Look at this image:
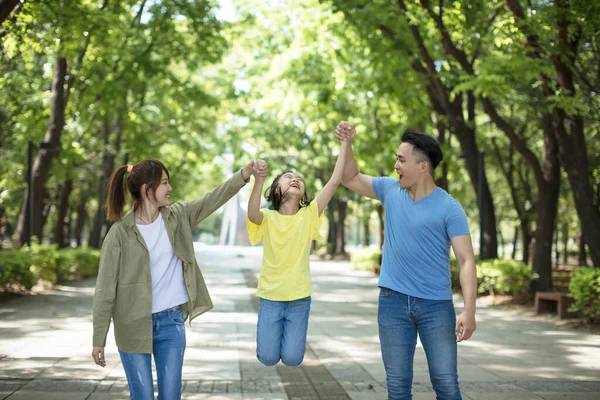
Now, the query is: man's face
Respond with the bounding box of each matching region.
[394,142,425,189]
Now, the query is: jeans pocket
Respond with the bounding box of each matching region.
[169,310,185,325]
[379,287,393,297]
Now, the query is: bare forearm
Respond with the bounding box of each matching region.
[341,141,359,184]
[247,179,265,224]
[332,140,350,183]
[459,260,477,313]
[316,142,348,213]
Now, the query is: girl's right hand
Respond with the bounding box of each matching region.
[92,346,106,367]
[335,121,356,141]
[253,160,268,180]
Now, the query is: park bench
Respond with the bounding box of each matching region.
[534,291,576,319]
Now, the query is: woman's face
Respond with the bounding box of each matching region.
[145,170,172,207]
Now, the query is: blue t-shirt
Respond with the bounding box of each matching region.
[372,177,470,300]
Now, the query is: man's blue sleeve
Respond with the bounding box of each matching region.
[446,200,471,238]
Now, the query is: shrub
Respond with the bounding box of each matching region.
[57,247,101,280]
[477,259,538,299]
[29,243,60,285]
[351,246,381,274]
[0,250,35,290]
[0,245,101,290]
[568,267,600,324]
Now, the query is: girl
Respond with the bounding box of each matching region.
[246,137,351,366]
[92,159,257,399]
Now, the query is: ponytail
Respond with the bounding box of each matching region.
[105,166,129,222]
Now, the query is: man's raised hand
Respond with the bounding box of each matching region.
[335,121,356,142]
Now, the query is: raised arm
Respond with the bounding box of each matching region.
[335,121,377,199]
[247,160,268,225]
[315,139,349,214]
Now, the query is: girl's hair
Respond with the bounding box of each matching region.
[105,160,170,222]
[264,171,312,211]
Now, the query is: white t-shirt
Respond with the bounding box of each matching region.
[136,213,189,313]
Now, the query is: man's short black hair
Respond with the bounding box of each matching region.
[401,129,444,170]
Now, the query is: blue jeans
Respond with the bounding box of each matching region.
[119,306,186,400]
[256,296,311,366]
[378,288,461,400]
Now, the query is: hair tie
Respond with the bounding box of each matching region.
[126,164,133,173]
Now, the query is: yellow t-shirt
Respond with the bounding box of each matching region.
[246,199,323,301]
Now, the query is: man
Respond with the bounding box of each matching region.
[336,122,477,400]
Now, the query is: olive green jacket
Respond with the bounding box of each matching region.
[92,170,247,353]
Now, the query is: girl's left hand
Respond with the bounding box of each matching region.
[253,160,268,180]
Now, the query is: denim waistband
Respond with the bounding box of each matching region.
[152,305,182,316]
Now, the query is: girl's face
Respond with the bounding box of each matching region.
[278,172,305,200]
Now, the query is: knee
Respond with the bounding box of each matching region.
[257,353,280,366]
[281,353,304,367]
[431,377,461,399]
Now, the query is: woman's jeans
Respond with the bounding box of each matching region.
[118,306,186,400]
[378,288,461,400]
[256,296,311,366]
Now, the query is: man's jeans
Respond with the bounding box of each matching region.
[256,296,311,366]
[119,306,186,400]
[378,288,461,400]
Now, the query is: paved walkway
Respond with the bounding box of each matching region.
[0,244,599,400]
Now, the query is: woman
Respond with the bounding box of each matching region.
[92,159,257,399]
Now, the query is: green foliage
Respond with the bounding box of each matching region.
[350,246,381,273]
[477,259,538,298]
[568,267,600,324]
[56,246,101,279]
[29,243,60,285]
[0,245,100,291]
[0,250,35,290]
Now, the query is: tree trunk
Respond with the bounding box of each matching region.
[498,227,505,259]
[380,6,499,259]
[512,226,518,260]
[363,217,370,247]
[521,222,532,266]
[327,197,337,256]
[531,118,561,292]
[454,126,497,259]
[562,224,569,265]
[53,174,73,248]
[0,207,6,249]
[89,115,124,248]
[66,207,74,247]
[0,0,20,25]
[532,181,560,291]
[505,0,600,267]
[551,112,600,265]
[432,113,448,191]
[13,57,67,246]
[334,199,347,257]
[88,176,104,249]
[74,191,88,247]
[578,233,587,266]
